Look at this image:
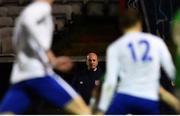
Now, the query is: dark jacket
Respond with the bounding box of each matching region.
[72,67,104,104]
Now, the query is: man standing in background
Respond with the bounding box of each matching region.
[72,52,104,104]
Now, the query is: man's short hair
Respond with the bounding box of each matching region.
[119,9,142,31]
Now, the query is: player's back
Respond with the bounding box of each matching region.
[11,1,54,84]
[108,32,172,101]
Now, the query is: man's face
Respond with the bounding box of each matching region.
[86,54,98,70]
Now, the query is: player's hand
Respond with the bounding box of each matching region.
[94,111,104,115]
[93,109,105,115]
[160,87,180,113]
[53,56,74,73]
[171,81,175,87]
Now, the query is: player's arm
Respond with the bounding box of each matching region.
[159,39,176,81]
[47,50,59,67]
[22,7,61,67]
[97,45,120,113]
[22,7,53,51]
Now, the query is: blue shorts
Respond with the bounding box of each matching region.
[106,93,160,115]
[0,74,78,114]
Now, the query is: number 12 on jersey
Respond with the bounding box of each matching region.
[128,40,152,62]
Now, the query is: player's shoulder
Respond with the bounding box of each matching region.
[108,32,134,49]
[141,32,165,44]
[108,36,121,48]
[107,35,126,53]
[142,32,162,41]
[110,32,141,46]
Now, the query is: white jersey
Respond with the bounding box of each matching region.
[10,1,54,84]
[98,32,175,112]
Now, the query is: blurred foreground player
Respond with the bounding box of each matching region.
[98,9,176,114]
[173,10,180,100]
[0,0,91,114]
